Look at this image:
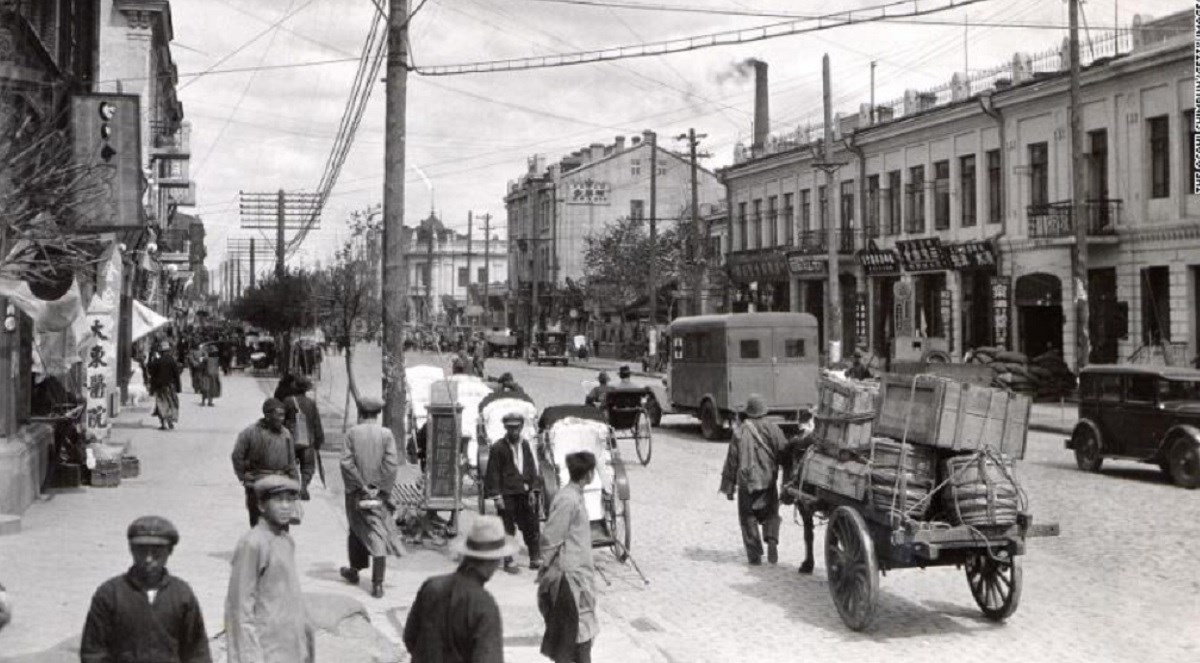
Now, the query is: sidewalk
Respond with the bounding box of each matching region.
[1029,400,1077,435]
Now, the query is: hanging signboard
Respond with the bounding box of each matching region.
[83,250,123,439]
[945,240,998,270]
[566,179,611,205]
[856,248,901,276]
[727,250,788,283]
[893,281,915,337]
[854,292,869,350]
[785,251,827,276]
[990,275,1012,350]
[424,381,464,512]
[939,289,954,351]
[895,238,950,272]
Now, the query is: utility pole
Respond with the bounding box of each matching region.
[239,190,320,279]
[822,54,843,361]
[530,191,540,339]
[276,189,285,278]
[426,219,434,323]
[466,210,473,324]
[648,130,658,325]
[249,238,256,288]
[235,256,242,297]
[677,129,709,315]
[1069,0,1089,370]
[382,0,410,435]
[482,213,492,327]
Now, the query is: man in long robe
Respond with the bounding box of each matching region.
[339,396,399,599]
[720,394,790,565]
[225,476,314,663]
[145,344,182,430]
[198,345,221,406]
[81,516,210,662]
[538,452,598,663]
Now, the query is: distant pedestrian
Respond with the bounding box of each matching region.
[225,476,314,663]
[584,372,611,408]
[402,515,514,663]
[81,516,211,662]
[146,343,182,430]
[339,396,399,599]
[231,399,299,527]
[485,413,542,573]
[720,394,789,565]
[188,344,205,393]
[538,451,598,663]
[197,344,221,406]
[279,375,324,500]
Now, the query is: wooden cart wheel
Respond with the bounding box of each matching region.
[825,506,879,632]
[699,400,721,441]
[965,548,1023,621]
[1072,427,1104,473]
[607,497,631,562]
[635,413,653,466]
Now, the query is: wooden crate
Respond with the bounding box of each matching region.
[120,456,140,479]
[817,374,880,416]
[874,374,951,446]
[874,374,1030,459]
[799,449,869,502]
[813,413,874,453]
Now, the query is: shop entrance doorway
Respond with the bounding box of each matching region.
[1015,272,1064,358]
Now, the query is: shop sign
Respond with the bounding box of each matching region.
[893,281,915,337]
[857,248,900,276]
[895,238,950,272]
[990,275,1012,350]
[785,251,827,276]
[854,292,869,350]
[945,240,998,270]
[83,250,123,439]
[424,382,464,511]
[726,250,788,282]
[566,178,611,205]
[939,289,954,351]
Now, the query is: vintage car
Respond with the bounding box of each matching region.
[527,331,569,366]
[1065,364,1200,488]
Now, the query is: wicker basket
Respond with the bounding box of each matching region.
[90,460,122,488]
[867,437,937,519]
[942,453,1021,527]
[120,456,140,479]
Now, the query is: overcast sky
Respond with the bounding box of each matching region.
[170,0,1186,272]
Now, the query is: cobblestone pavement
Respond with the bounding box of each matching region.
[363,346,1198,663]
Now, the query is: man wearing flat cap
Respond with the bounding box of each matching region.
[226,476,314,663]
[338,395,399,599]
[231,398,300,527]
[720,394,791,566]
[81,516,211,662]
[485,411,543,572]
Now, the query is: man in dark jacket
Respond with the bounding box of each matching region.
[231,399,298,526]
[81,516,211,662]
[781,408,818,574]
[403,516,513,663]
[278,375,325,500]
[145,345,183,430]
[484,413,542,573]
[720,394,790,565]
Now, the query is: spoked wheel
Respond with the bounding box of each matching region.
[635,413,653,466]
[825,506,879,632]
[699,400,721,441]
[1167,439,1200,489]
[607,497,631,562]
[964,548,1023,621]
[1072,427,1103,473]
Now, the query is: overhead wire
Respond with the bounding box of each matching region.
[178,0,320,91]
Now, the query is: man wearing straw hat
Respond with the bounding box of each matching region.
[720,394,790,566]
[403,515,514,663]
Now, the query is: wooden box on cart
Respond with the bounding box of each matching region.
[874,375,1031,459]
[799,449,869,501]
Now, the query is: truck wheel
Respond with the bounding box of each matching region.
[921,350,951,363]
[700,400,720,441]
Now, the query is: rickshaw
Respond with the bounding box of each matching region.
[528,331,569,366]
[475,391,539,514]
[603,385,653,466]
[539,405,648,585]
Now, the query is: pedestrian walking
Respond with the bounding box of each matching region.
[278,375,324,500]
[231,399,299,527]
[145,343,182,430]
[485,413,543,572]
[225,476,314,663]
[339,396,399,599]
[80,516,211,662]
[402,515,513,663]
[197,344,221,406]
[538,452,598,663]
[719,394,790,565]
[781,408,817,574]
[188,343,205,393]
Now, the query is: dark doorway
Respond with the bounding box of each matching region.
[841,274,857,351]
[803,280,825,350]
[1140,266,1170,345]
[1089,268,1118,363]
[873,276,897,359]
[1016,272,1064,358]
[961,271,993,351]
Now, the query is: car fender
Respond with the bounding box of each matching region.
[644,383,673,414]
[1066,418,1103,451]
[1159,424,1200,459]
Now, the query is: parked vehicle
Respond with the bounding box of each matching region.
[527,331,569,366]
[653,312,821,440]
[1065,364,1200,488]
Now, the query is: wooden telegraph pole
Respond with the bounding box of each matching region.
[1069,0,1090,370]
[482,213,492,326]
[382,0,410,435]
[648,130,658,325]
[822,54,843,361]
[466,210,473,324]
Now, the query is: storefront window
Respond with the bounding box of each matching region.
[887,171,902,235]
[866,175,880,236]
[752,199,763,249]
[1029,142,1049,208]
[799,190,811,232]
[767,195,778,247]
[987,150,1002,224]
[913,273,946,338]
[906,166,925,234]
[782,193,794,245]
[737,202,747,251]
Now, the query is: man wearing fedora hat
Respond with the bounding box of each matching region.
[226,476,314,663]
[404,515,513,663]
[720,394,791,565]
[81,515,211,662]
[485,412,543,572]
[339,395,399,599]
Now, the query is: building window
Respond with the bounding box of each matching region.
[767,195,778,247]
[1029,142,1049,207]
[458,267,469,287]
[1186,110,1198,192]
[840,180,855,228]
[477,267,487,283]
[737,202,747,250]
[782,193,794,245]
[960,155,977,227]
[906,165,925,233]
[1148,115,1170,199]
[986,149,1001,224]
[933,160,950,230]
[799,189,811,232]
[419,264,430,286]
[657,166,667,176]
[866,175,880,236]
[818,185,828,229]
[752,199,763,249]
[1141,266,1171,344]
[630,199,644,220]
[887,170,902,235]
[631,158,641,177]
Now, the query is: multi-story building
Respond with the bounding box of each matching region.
[505,133,723,333]
[721,11,1195,370]
[404,213,508,326]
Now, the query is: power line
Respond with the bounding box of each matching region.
[178,0,320,91]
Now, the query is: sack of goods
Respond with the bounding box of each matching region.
[814,372,880,455]
[866,437,937,520]
[942,452,1023,527]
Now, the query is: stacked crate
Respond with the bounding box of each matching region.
[796,373,880,501]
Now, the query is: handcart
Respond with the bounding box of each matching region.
[446,375,493,492]
[539,405,649,585]
[603,385,653,466]
[475,393,538,514]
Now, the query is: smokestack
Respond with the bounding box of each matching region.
[752,59,769,157]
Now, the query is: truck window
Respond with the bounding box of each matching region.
[1159,378,1200,402]
[784,339,806,358]
[739,339,761,359]
[1125,375,1156,404]
[1097,375,1121,402]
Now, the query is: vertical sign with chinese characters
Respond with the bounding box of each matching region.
[939,289,954,351]
[893,281,915,337]
[990,275,1012,350]
[854,292,869,350]
[84,250,123,439]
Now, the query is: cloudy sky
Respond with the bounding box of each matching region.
[170,0,1185,272]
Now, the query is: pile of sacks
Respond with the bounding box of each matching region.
[965,347,1076,398]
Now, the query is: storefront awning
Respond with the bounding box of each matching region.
[131,300,170,342]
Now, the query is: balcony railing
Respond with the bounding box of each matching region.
[794,229,856,255]
[1026,199,1121,239]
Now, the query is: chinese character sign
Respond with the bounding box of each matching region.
[567,179,611,205]
[854,293,869,350]
[990,275,1012,350]
[893,281,915,338]
[939,289,954,351]
[82,248,123,438]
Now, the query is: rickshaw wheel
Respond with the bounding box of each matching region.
[825,506,879,632]
[965,548,1022,621]
[635,413,653,466]
[699,400,721,441]
[607,497,631,562]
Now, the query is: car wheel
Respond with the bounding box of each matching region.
[1168,438,1200,489]
[1072,426,1103,473]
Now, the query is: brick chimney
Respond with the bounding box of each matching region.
[752,59,769,157]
